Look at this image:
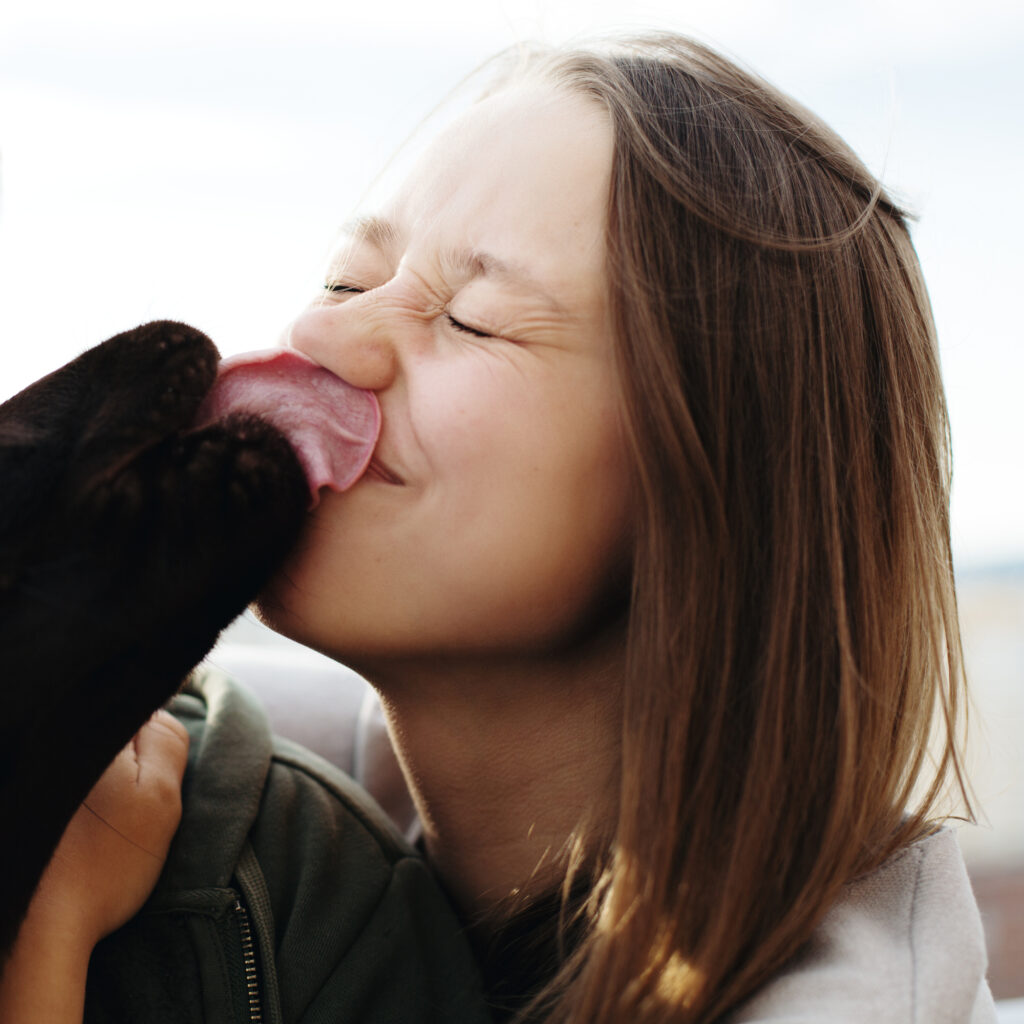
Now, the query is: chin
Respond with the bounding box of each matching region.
[249,579,360,668]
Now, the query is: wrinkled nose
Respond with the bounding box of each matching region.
[287,301,398,392]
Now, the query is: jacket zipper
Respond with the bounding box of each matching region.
[234,897,264,1023]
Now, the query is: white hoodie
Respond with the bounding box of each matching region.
[729,829,996,1023]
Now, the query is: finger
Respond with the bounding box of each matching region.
[88,741,139,794]
[132,710,190,791]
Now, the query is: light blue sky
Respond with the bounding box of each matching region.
[1,0,1022,567]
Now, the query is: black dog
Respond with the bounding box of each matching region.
[0,321,308,961]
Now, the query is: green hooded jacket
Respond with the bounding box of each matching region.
[84,667,493,1024]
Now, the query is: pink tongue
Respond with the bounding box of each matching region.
[196,348,380,504]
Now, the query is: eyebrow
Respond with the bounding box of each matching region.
[338,215,566,315]
[341,215,400,251]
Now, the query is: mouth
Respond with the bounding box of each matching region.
[365,457,405,486]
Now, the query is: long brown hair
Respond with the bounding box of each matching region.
[490,34,972,1023]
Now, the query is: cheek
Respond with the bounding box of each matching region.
[259,360,634,658]
[529,431,633,620]
[434,402,633,643]
[412,358,505,448]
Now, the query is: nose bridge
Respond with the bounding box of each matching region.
[292,290,399,392]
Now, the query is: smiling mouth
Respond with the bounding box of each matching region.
[366,457,405,485]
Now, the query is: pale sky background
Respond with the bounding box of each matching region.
[1,0,1022,568]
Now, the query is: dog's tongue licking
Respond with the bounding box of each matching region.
[197,348,380,505]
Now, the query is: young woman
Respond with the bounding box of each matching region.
[1,33,995,1023]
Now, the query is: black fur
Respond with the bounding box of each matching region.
[0,321,308,960]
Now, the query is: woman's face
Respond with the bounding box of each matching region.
[259,84,632,668]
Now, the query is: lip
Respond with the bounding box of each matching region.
[365,456,405,486]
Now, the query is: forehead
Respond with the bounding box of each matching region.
[379,85,614,304]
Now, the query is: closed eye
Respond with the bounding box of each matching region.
[445,313,492,339]
[320,283,494,339]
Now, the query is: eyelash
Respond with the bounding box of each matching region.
[444,313,491,339]
[322,282,493,339]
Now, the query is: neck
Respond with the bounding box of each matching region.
[359,630,624,925]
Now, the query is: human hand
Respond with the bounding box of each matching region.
[0,713,189,1022]
[0,321,308,960]
[29,710,191,947]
